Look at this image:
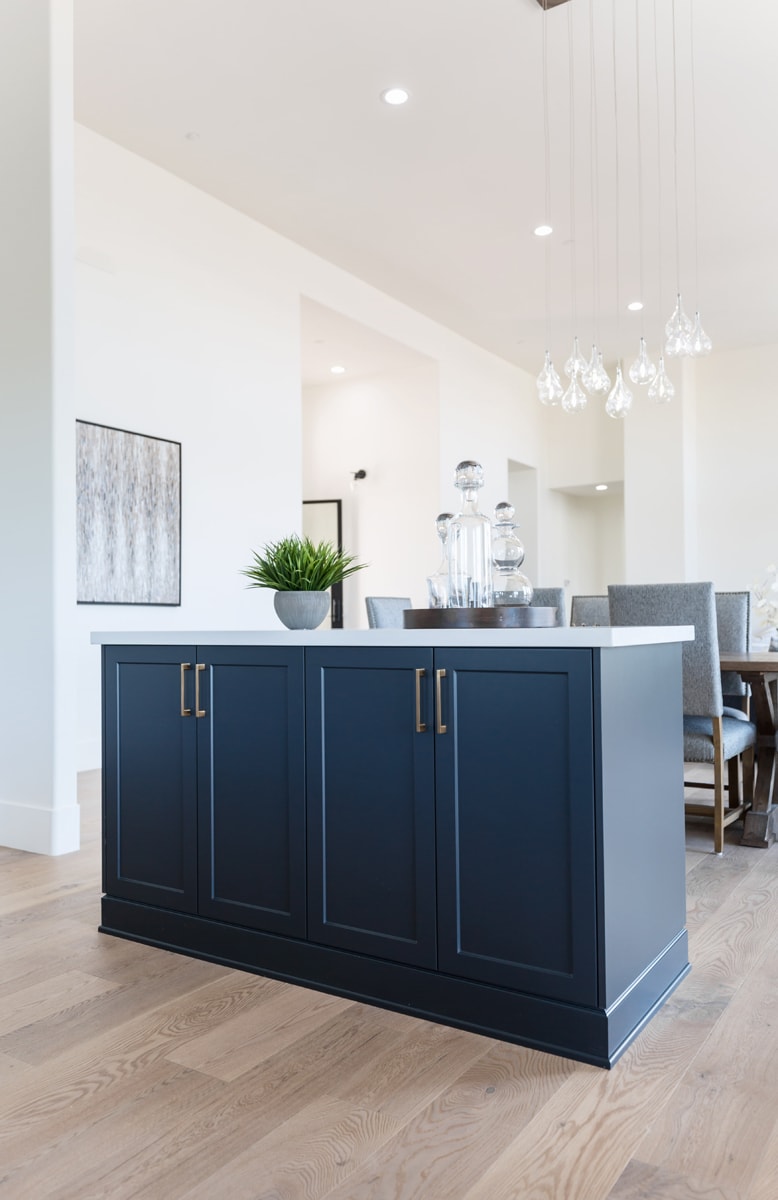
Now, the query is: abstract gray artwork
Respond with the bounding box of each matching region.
[76,421,181,605]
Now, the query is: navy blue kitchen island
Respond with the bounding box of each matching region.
[95,625,692,1067]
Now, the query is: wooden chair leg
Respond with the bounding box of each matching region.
[742,745,755,805]
[727,756,741,808]
[713,716,725,854]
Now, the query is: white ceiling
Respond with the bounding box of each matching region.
[74,0,778,379]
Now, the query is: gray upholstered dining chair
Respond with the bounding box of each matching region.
[608,581,756,854]
[530,586,567,626]
[365,596,412,628]
[570,594,609,627]
[715,590,751,713]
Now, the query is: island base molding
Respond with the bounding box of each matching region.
[100,898,690,1069]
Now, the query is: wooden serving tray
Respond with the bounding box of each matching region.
[403,606,557,629]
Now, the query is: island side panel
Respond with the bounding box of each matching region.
[594,643,688,1015]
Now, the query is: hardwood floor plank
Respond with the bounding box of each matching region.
[607,1159,745,1199]
[329,1018,491,1123]
[170,1096,401,1200]
[322,1041,576,1200]
[633,927,778,1194]
[74,1010,404,1200]
[1,1061,226,1199]
[0,968,120,1038]
[165,982,353,1082]
[0,951,233,1066]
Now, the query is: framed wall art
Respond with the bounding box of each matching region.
[76,420,181,605]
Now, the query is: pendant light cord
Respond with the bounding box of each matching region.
[690,0,699,306]
[568,2,577,340]
[589,0,599,349]
[543,0,551,354]
[612,0,621,357]
[671,0,682,294]
[635,0,645,337]
[654,0,664,336]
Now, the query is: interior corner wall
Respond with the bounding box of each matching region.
[303,365,440,626]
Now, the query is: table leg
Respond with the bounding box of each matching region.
[740,673,777,847]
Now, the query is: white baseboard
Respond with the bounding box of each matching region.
[0,798,80,855]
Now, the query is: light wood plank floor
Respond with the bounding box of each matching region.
[1,771,778,1199]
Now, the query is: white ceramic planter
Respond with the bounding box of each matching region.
[273,590,330,630]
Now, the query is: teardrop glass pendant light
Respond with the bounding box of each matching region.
[688,310,712,356]
[537,350,564,406]
[564,336,588,380]
[628,336,657,385]
[664,293,693,356]
[593,350,611,394]
[581,344,599,391]
[647,356,675,403]
[605,364,633,419]
[562,372,587,413]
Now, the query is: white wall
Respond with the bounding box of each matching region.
[303,365,440,625]
[693,345,778,591]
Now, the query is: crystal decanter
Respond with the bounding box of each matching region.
[426,512,453,608]
[491,502,533,606]
[447,460,493,608]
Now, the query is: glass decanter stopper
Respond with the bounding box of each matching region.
[447,461,494,608]
[426,512,453,608]
[491,502,533,606]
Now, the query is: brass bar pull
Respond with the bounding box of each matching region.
[180,663,192,717]
[195,664,207,718]
[436,669,447,734]
[415,668,427,733]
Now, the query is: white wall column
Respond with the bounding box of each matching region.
[623,360,698,583]
[0,0,78,853]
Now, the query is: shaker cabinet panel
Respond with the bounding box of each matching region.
[103,646,198,913]
[197,647,306,936]
[306,648,437,967]
[434,648,598,1005]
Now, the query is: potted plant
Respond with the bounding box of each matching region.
[241,534,367,629]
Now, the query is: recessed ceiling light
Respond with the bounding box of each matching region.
[627,300,644,312]
[381,87,409,106]
[330,365,346,375]
[595,484,609,491]
[534,224,553,237]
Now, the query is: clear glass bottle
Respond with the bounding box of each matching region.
[491,502,534,606]
[426,512,453,608]
[447,461,494,608]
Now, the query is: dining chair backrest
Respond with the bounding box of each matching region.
[570,595,609,627]
[530,587,567,626]
[608,581,723,718]
[365,596,412,628]
[715,591,750,699]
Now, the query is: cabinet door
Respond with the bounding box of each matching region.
[435,648,597,1005]
[103,645,198,912]
[306,647,436,967]
[197,647,306,937]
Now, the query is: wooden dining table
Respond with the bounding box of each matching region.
[720,650,778,847]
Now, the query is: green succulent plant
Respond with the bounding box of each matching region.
[241,535,367,592]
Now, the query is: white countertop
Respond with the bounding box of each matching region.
[91,626,694,649]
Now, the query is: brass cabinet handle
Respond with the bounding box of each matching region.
[180,663,192,717]
[436,669,447,734]
[415,668,427,733]
[195,664,207,718]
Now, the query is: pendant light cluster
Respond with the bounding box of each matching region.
[536,0,711,420]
